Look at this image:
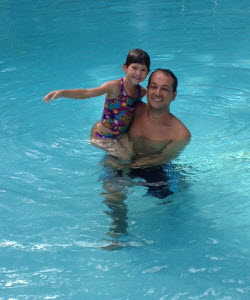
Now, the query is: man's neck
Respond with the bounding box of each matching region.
[147,107,172,123]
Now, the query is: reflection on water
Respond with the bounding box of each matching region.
[99,160,189,249]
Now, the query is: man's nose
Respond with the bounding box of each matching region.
[155,88,161,95]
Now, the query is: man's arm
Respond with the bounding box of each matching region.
[130,138,190,168]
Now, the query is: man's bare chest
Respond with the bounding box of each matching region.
[131,135,171,156]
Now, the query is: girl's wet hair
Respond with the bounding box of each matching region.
[125,49,150,70]
[148,68,178,92]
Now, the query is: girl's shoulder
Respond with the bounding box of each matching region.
[102,78,120,89]
[139,85,147,98]
[103,79,121,99]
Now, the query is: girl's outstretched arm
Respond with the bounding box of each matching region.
[43,81,120,104]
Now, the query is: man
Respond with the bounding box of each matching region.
[127,68,190,167]
[106,68,191,168]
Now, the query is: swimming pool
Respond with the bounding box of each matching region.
[1,0,250,299]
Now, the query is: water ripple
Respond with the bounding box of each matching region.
[1,67,17,72]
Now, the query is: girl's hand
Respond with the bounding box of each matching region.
[43,90,63,104]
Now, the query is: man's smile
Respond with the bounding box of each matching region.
[153,98,163,102]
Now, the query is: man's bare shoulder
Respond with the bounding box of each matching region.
[133,101,147,115]
[135,100,147,109]
[172,115,191,141]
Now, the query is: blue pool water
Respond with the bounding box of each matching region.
[1,0,250,299]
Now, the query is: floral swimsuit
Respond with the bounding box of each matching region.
[95,77,141,138]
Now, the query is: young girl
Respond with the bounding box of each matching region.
[43,49,150,139]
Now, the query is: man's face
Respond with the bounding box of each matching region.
[147,71,176,109]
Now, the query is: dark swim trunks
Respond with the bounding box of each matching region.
[128,165,174,199]
[100,158,185,200]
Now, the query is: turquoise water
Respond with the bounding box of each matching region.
[1,0,250,299]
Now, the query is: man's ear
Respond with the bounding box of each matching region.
[172,91,177,102]
[122,64,128,73]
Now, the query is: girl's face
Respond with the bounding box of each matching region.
[123,63,149,85]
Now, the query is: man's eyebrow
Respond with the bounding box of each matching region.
[150,82,170,88]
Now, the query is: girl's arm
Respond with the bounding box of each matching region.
[43,80,120,104]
